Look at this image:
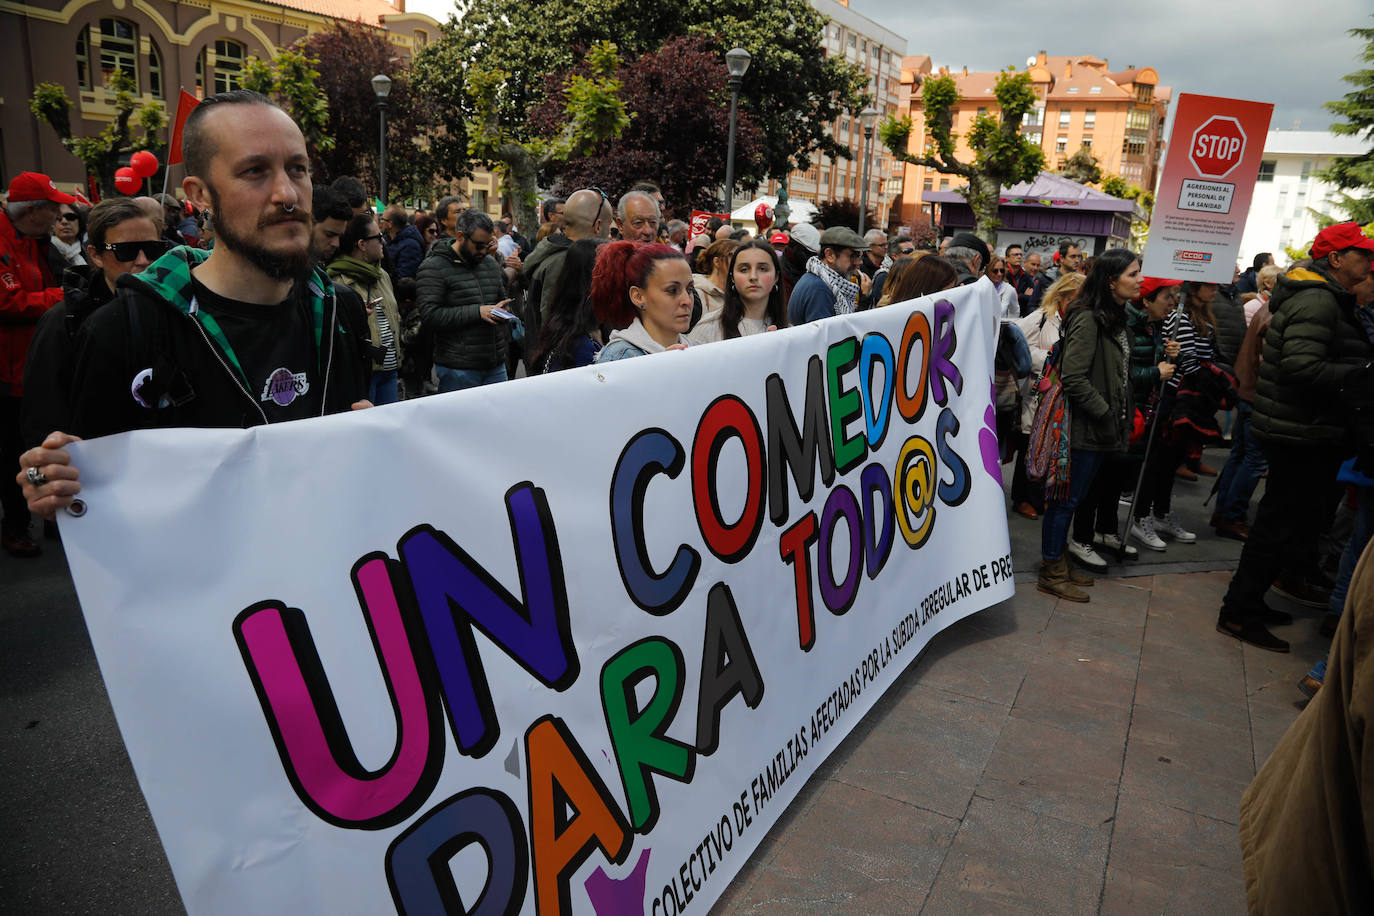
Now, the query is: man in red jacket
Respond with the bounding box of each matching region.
[1,171,70,556]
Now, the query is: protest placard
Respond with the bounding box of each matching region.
[1141,93,1274,282]
[59,280,1013,915]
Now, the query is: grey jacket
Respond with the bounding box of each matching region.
[417,243,508,370]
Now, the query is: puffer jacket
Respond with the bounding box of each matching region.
[1211,286,1247,370]
[1058,306,1131,452]
[0,210,63,395]
[416,243,508,371]
[1126,303,1165,411]
[1252,264,1373,450]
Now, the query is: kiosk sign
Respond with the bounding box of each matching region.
[1141,93,1273,282]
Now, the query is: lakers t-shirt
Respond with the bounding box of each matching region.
[191,277,322,423]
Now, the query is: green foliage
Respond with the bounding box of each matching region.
[29,68,166,194]
[1060,147,1102,185]
[415,0,866,187]
[241,47,335,157]
[1319,18,1374,219]
[881,68,1044,243]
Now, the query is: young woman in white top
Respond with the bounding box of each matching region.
[691,238,738,316]
[688,238,786,343]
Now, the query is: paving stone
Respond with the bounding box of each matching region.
[715,779,958,914]
[827,684,1009,820]
[978,716,1125,829]
[1036,608,1144,687]
[1132,653,1251,735]
[1052,577,1152,626]
[1120,704,1254,825]
[921,794,1111,915]
[911,617,1036,707]
[1010,655,1134,737]
[1099,791,1246,916]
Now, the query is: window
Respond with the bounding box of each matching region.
[1089,86,1102,94]
[148,40,163,99]
[1055,136,1067,153]
[861,40,867,53]
[940,179,950,190]
[848,35,856,49]
[76,26,92,90]
[1301,159,1313,180]
[1084,109,1096,129]
[977,107,987,118]
[1058,110,1071,128]
[1081,137,1093,150]
[213,39,245,93]
[99,18,139,91]
[473,189,488,210]
[1136,85,1152,103]
[1257,160,1276,182]
[1067,86,1080,94]
[414,30,428,49]
[1127,108,1151,130]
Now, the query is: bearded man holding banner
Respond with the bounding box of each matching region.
[17,89,370,519]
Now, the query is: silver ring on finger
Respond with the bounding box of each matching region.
[25,466,48,487]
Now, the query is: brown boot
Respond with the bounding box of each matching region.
[1066,563,1095,586]
[1037,557,1090,602]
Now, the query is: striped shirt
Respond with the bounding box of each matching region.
[375,304,398,371]
[1162,308,1212,387]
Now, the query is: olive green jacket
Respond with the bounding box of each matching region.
[1059,306,1131,452]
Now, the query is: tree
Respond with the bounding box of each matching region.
[1318,17,1374,225]
[1100,174,1155,249]
[29,68,167,196]
[879,69,1045,245]
[811,198,875,232]
[414,0,867,195]
[241,46,334,167]
[1060,147,1102,185]
[412,37,629,234]
[529,37,764,213]
[296,22,443,202]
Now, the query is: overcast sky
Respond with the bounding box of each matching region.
[406,0,1370,137]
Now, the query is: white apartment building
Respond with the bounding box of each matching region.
[1239,130,1369,262]
[755,0,907,228]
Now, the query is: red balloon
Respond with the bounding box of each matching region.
[114,167,141,195]
[129,150,159,178]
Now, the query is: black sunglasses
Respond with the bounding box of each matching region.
[898,247,916,254]
[362,233,385,243]
[103,240,172,262]
[57,212,80,222]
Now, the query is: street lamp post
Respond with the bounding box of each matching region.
[723,47,751,213]
[858,106,879,235]
[371,73,392,207]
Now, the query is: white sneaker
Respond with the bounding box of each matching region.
[1129,517,1167,551]
[1066,538,1109,572]
[1152,512,1197,543]
[1093,532,1139,559]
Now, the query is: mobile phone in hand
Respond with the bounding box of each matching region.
[491,307,517,321]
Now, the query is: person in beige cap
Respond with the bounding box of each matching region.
[786,225,871,324]
[1,171,73,557]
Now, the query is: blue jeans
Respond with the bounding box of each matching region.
[1215,402,1268,522]
[1040,449,1108,560]
[435,364,508,393]
[369,369,399,406]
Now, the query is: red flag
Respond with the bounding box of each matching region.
[72,186,92,207]
[167,90,200,166]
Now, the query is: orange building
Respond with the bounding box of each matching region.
[895,51,1170,228]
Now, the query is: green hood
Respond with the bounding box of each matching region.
[123,244,334,386]
[1269,264,1352,316]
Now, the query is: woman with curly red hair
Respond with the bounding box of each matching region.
[592,241,694,361]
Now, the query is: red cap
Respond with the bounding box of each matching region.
[1137,276,1181,301]
[7,171,76,205]
[1311,222,1374,259]
[769,231,789,244]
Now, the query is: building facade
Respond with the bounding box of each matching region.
[0,0,508,210]
[754,0,907,231]
[896,51,1170,229]
[1238,130,1368,262]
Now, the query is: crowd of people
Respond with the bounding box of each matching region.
[5,89,1374,685]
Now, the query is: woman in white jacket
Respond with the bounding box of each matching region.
[1010,272,1086,519]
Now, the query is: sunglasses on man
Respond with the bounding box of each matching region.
[102,240,173,262]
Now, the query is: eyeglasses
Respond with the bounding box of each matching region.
[988,268,1004,275]
[362,234,385,243]
[57,212,79,222]
[424,227,438,236]
[898,247,916,255]
[581,187,613,209]
[102,240,172,262]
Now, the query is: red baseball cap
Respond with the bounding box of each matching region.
[7,171,76,205]
[1137,276,1181,301]
[1310,222,1374,259]
[769,231,789,244]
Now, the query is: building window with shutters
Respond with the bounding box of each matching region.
[1257,160,1276,182]
[213,39,246,93]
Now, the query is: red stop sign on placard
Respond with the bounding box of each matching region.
[1189,116,1248,179]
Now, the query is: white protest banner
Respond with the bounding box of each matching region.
[1141,92,1274,282]
[60,279,1014,915]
